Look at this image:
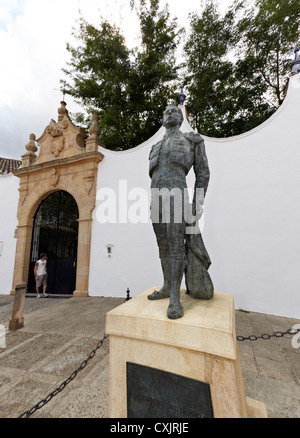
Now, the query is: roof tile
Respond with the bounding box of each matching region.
[0,157,22,175]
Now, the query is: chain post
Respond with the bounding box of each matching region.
[125,288,132,301]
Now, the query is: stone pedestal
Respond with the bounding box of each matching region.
[9,281,26,330]
[106,287,267,418]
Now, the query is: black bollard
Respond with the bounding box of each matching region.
[125,288,132,301]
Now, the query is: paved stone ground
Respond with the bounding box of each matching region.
[0,294,299,419]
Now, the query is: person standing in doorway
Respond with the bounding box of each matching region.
[34,253,48,298]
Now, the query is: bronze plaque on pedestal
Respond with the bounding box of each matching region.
[127,362,214,418]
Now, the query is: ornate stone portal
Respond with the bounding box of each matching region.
[11,102,104,296]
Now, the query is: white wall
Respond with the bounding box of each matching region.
[0,173,19,294]
[89,127,164,299]
[89,73,300,319]
[1,75,299,318]
[203,74,300,318]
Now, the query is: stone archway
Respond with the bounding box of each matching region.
[11,102,104,297]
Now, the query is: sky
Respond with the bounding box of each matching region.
[0,0,236,160]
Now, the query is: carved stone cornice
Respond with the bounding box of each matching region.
[13,151,104,177]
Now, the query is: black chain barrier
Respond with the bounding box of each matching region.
[236,327,300,342]
[17,288,300,418]
[17,326,300,418]
[18,333,109,418]
[18,291,133,418]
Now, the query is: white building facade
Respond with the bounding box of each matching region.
[1,73,300,319]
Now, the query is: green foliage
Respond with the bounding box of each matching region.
[62,0,299,144]
[63,0,182,150]
[184,0,299,137]
[234,0,300,106]
[183,3,237,136]
[63,18,132,149]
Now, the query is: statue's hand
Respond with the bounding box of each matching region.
[192,200,203,221]
[191,187,204,221]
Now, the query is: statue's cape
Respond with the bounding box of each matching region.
[185,233,211,269]
[185,233,214,300]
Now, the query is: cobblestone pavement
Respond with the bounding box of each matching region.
[0,294,299,418]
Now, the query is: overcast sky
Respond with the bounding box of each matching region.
[0,0,236,160]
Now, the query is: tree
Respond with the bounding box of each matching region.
[63,18,133,150]
[184,0,299,137]
[234,0,300,107]
[63,0,299,142]
[62,0,183,150]
[183,2,237,136]
[128,0,183,143]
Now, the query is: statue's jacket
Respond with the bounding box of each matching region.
[149,130,210,196]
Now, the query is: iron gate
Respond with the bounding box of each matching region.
[28,190,79,294]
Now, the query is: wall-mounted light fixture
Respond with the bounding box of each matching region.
[105,244,114,258]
